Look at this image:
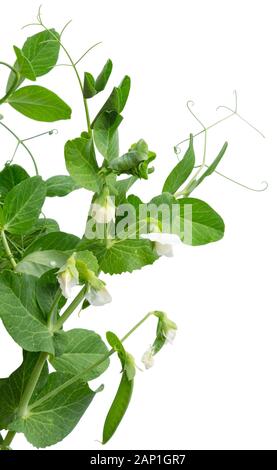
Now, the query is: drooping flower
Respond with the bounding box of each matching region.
[85,284,112,306]
[57,253,79,298]
[90,187,115,224]
[141,231,180,257]
[141,345,155,369]
[84,270,112,307]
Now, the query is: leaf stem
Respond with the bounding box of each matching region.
[0,230,17,269]
[53,285,87,331]
[47,290,63,329]
[0,62,20,105]
[1,430,16,448]
[38,22,92,135]
[18,352,49,418]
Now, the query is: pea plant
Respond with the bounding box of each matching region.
[0,10,265,450]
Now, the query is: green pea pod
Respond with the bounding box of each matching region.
[102,371,134,444]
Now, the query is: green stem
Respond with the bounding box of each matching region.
[1,230,17,269]
[47,290,63,329]
[39,23,92,135]
[29,311,154,410]
[0,121,39,174]
[53,285,87,331]
[17,352,48,418]
[1,430,16,448]
[0,62,20,105]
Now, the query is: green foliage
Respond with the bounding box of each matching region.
[50,328,110,381]
[8,372,95,448]
[46,175,80,197]
[0,352,48,429]
[163,134,195,193]
[8,85,72,122]
[2,176,46,234]
[0,14,240,450]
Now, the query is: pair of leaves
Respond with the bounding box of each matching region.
[5,29,71,122]
[0,352,97,448]
[0,352,48,430]
[83,59,113,99]
[7,29,60,90]
[1,176,46,235]
[102,332,135,444]
[163,134,228,195]
[93,76,131,162]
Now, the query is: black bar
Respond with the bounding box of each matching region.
[0,449,277,466]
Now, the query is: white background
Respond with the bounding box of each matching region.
[0,0,276,450]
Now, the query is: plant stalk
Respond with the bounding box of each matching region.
[1,230,17,269]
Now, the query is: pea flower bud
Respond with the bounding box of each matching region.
[91,186,115,224]
[57,253,79,298]
[85,271,112,307]
[141,345,155,369]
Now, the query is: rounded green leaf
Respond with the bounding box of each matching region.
[50,329,110,381]
[8,85,72,122]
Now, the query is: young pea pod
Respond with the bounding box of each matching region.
[102,332,136,444]
[108,139,156,179]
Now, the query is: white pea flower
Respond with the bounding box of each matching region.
[141,346,155,369]
[57,254,79,298]
[141,232,180,257]
[164,327,177,344]
[91,188,115,224]
[85,285,112,306]
[162,314,178,344]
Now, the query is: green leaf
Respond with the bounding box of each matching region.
[163,134,195,193]
[0,352,48,429]
[46,175,80,197]
[9,372,95,448]
[50,329,110,381]
[0,271,55,354]
[16,250,71,277]
[13,46,36,81]
[147,193,224,245]
[94,110,123,161]
[113,176,138,204]
[65,137,101,191]
[95,59,113,92]
[191,142,228,191]
[80,238,158,274]
[178,197,225,245]
[3,176,46,234]
[0,164,29,201]
[7,29,60,90]
[8,85,72,122]
[91,75,130,127]
[24,231,79,256]
[83,72,96,98]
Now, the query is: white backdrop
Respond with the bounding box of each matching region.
[0,0,276,450]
